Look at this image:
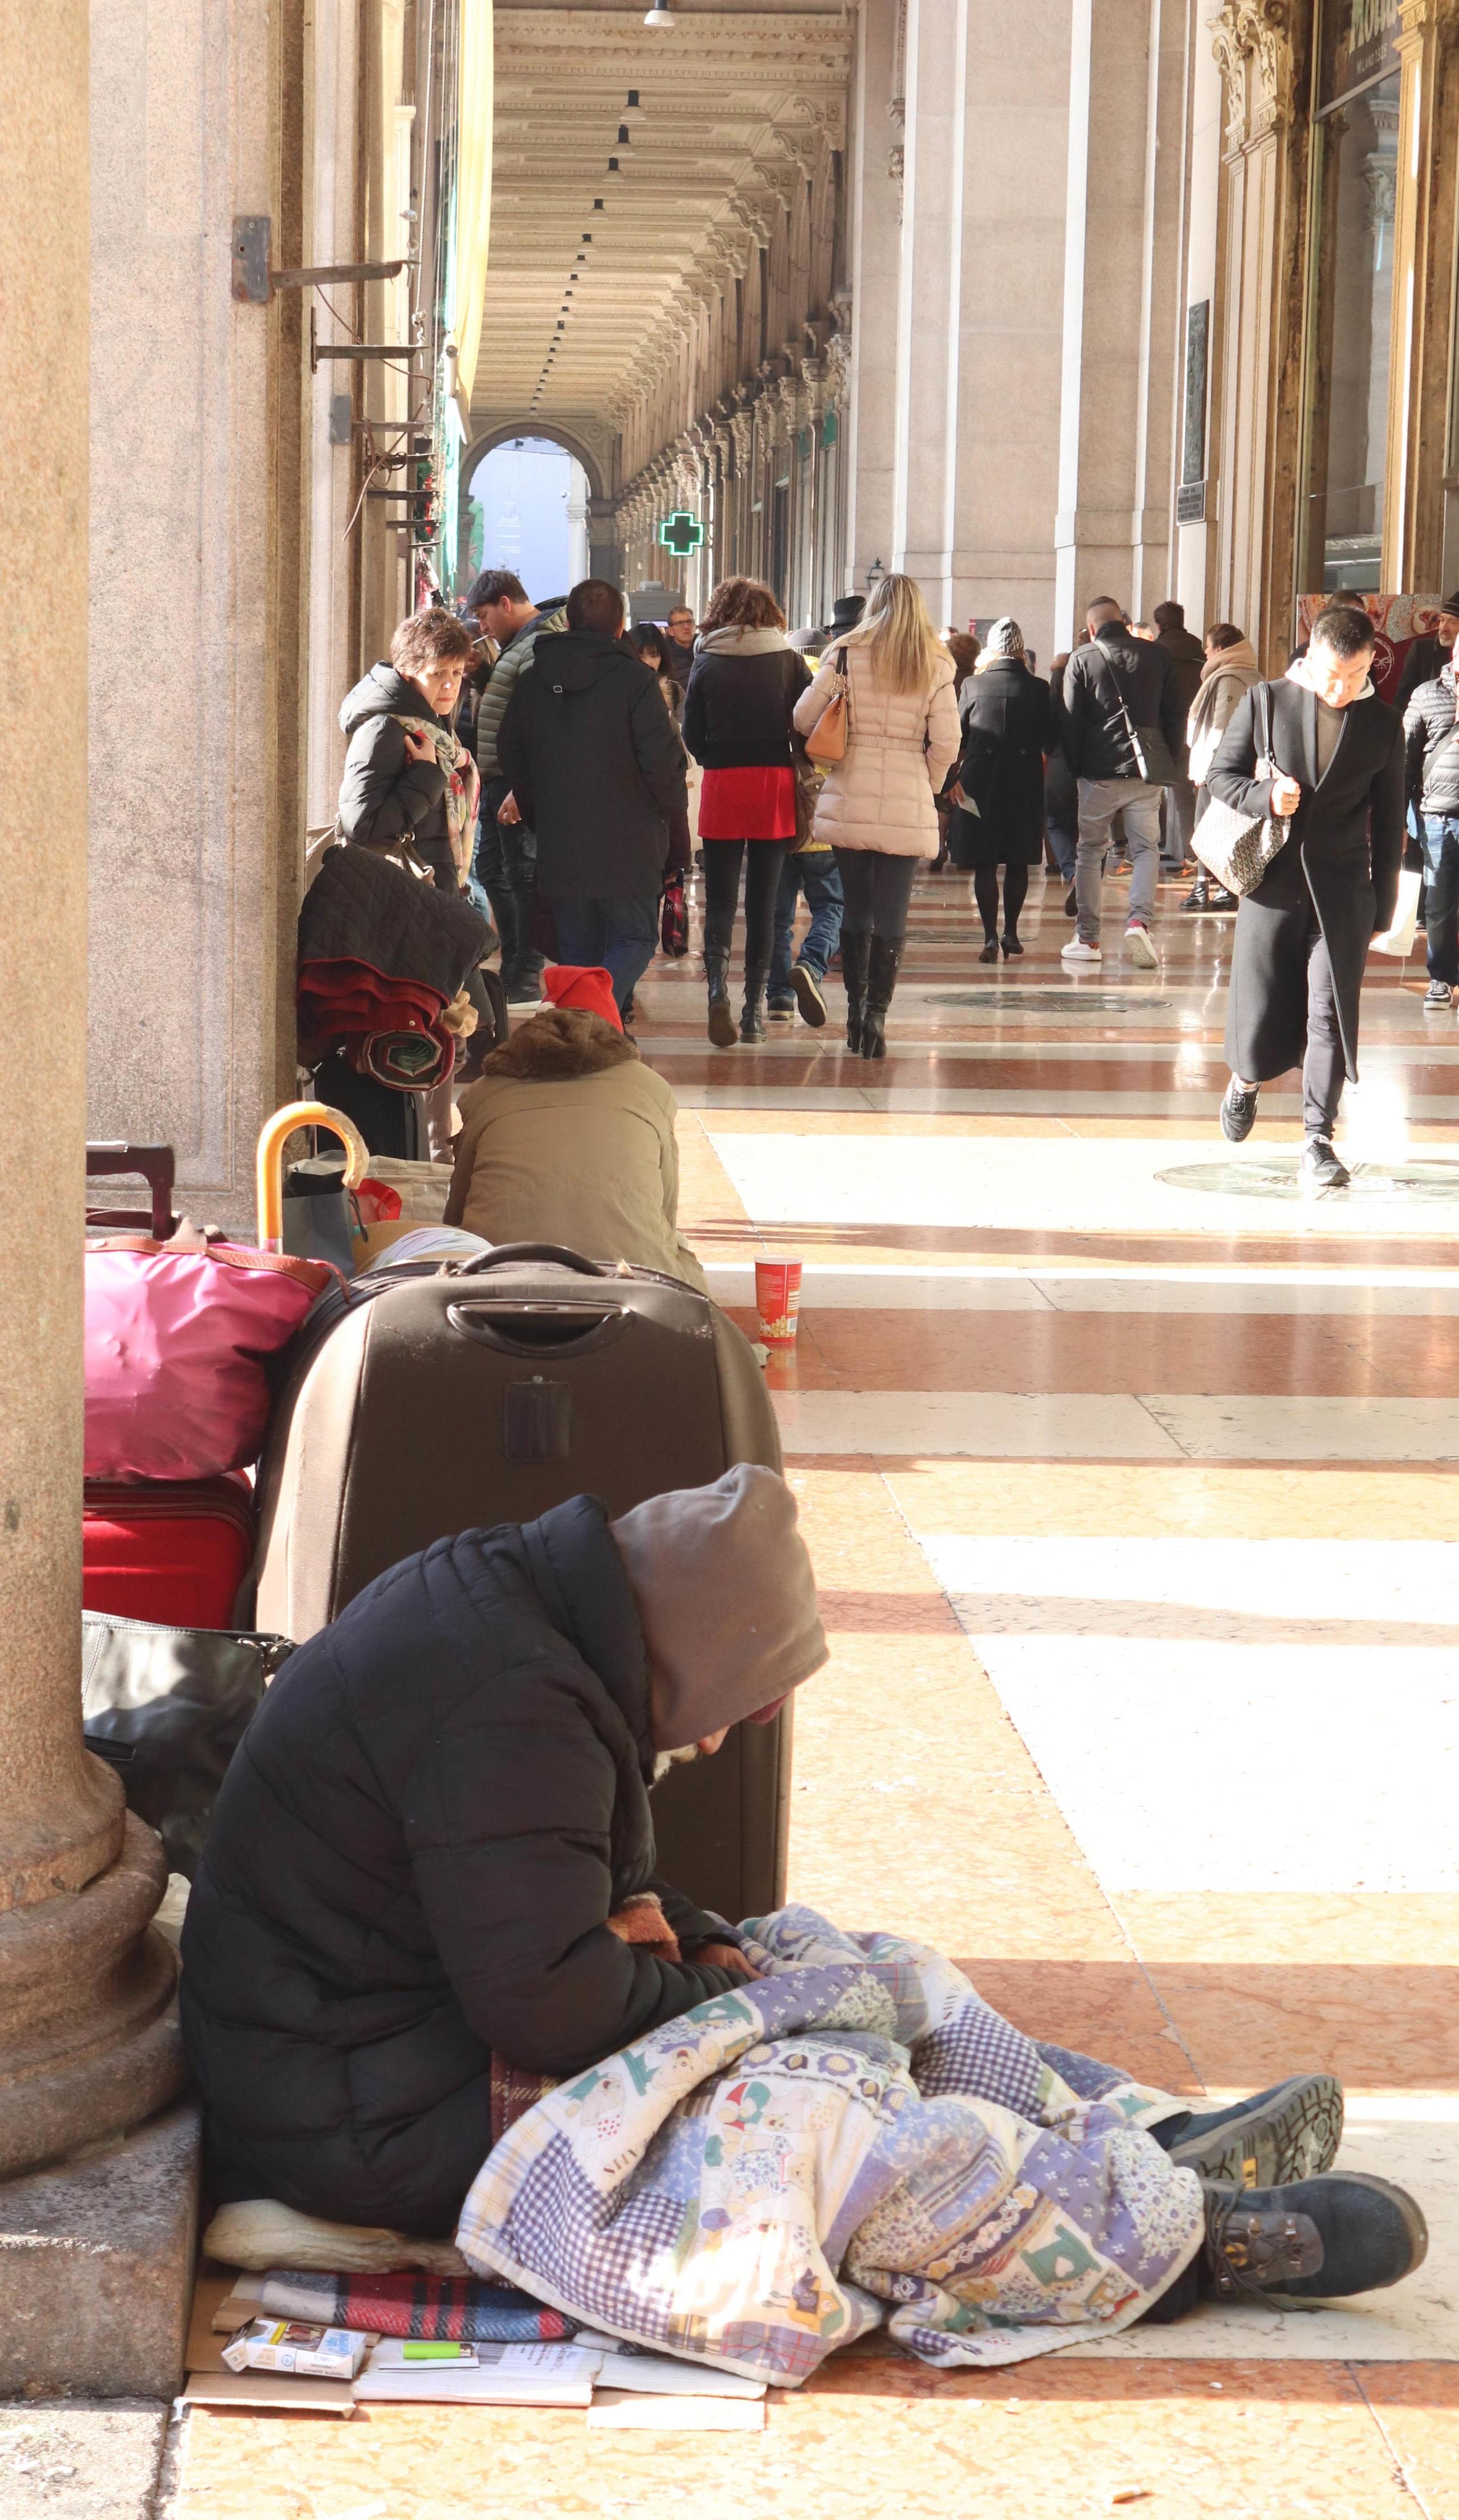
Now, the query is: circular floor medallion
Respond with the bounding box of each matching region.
[1156,1157,1459,1203]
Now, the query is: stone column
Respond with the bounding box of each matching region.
[0,0,185,2183]
[1053,0,1160,642]
[1209,0,1305,663]
[1383,0,1459,587]
[890,0,966,620]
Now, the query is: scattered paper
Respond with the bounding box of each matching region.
[588,2392,765,2433]
[593,2354,765,2399]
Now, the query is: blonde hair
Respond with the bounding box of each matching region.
[844,573,947,697]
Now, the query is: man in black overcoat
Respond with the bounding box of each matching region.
[1207,605,1405,1192]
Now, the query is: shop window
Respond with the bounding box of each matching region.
[1303,21,1401,592]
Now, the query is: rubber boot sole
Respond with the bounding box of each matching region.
[707,999,737,1049]
[1167,2073,1343,2190]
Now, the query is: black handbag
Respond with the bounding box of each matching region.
[81,1611,294,1877]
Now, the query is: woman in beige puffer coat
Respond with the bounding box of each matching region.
[793,574,959,1057]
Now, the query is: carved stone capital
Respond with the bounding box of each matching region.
[1209,0,1294,153]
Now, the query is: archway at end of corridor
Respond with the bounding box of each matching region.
[460,432,596,606]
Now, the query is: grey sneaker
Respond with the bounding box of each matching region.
[1424,979,1453,1010]
[1164,2074,1343,2190]
[1302,1138,1351,1193]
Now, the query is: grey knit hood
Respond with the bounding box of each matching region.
[611,1464,828,1751]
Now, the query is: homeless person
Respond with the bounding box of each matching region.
[443,963,707,1292]
[179,1467,826,2236]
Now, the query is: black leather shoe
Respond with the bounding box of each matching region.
[1182,882,1211,911]
[1001,934,1024,957]
[1302,1138,1350,1193]
[1161,2074,1343,2190]
[1221,1079,1259,1142]
[979,938,999,964]
[1201,2175,1427,2304]
[739,995,766,1044]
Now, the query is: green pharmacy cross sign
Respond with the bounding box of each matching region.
[657,509,704,556]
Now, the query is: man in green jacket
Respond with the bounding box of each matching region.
[468,569,568,1003]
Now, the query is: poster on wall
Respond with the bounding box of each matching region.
[1296,594,1441,701]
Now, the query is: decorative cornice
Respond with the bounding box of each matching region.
[1209,0,1294,153]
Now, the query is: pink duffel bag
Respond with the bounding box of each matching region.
[84,1240,338,1482]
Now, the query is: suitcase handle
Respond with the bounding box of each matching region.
[446,1298,629,1356]
[86,1142,177,1240]
[455,1243,609,1278]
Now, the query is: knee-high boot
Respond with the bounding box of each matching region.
[840,929,870,1053]
[860,934,903,1061]
[705,949,736,1048]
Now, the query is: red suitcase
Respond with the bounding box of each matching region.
[82,1475,256,1628]
[84,1143,258,1627]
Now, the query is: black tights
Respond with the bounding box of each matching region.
[973,860,1028,941]
[833,848,918,940]
[702,839,792,982]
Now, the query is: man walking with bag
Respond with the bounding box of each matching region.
[1061,599,1187,967]
[1208,605,1404,1191]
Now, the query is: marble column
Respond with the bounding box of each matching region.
[0,0,185,2186]
[88,0,294,1225]
[1053,0,1163,642]
[1384,0,1459,587]
[845,0,902,597]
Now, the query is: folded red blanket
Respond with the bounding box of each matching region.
[256,2268,575,2342]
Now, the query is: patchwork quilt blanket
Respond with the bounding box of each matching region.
[457,1908,1205,2380]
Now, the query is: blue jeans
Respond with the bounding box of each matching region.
[1045,814,1077,882]
[767,852,845,1004]
[551,895,660,1014]
[1422,815,1459,986]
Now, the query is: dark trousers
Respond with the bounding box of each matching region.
[551,895,660,1015]
[973,860,1029,940]
[833,849,919,941]
[477,779,543,993]
[1297,905,1346,1139]
[702,838,792,983]
[1422,814,1459,986]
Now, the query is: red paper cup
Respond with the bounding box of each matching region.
[755,1258,803,1345]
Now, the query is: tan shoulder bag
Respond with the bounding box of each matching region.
[802,644,851,765]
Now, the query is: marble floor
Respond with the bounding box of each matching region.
[177,863,1459,2519]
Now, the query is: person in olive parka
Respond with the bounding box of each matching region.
[179,1467,827,2237]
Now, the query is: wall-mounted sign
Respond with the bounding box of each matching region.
[656,509,705,555]
[1318,0,1401,114]
[1182,301,1209,490]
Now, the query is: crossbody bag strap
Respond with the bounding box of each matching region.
[1090,644,1139,753]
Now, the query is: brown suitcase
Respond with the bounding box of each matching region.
[251,1244,789,1922]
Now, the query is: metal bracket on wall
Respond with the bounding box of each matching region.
[231,214,405,306]
[309,310,421,373]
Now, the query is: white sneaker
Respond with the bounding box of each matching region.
[1124,918,1159,969]
[1062,937,1101,963]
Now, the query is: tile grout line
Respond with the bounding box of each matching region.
[1348,2367,1439,2518]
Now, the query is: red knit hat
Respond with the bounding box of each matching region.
[541,965,623,1031]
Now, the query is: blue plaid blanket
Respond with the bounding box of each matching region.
[456,1908,1203,2380]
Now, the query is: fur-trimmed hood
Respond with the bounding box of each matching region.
[468,1004,639,1085]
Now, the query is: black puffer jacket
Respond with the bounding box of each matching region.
[1404,665,1459,816]
[1061,626,1186,783]
[338,665,457,891]
[179,1500,736,2236]
[682,636,812,769]
[498,632,687,901]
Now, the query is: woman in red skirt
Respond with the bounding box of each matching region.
[682,578,813,1044]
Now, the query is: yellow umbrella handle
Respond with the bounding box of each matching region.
[256,1101,372,1251]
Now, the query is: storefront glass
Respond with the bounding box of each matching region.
[1304,63,1400,590]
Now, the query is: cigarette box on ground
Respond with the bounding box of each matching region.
[221,2318,372,2380]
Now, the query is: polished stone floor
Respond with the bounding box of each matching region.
[177,861,1459,2517]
